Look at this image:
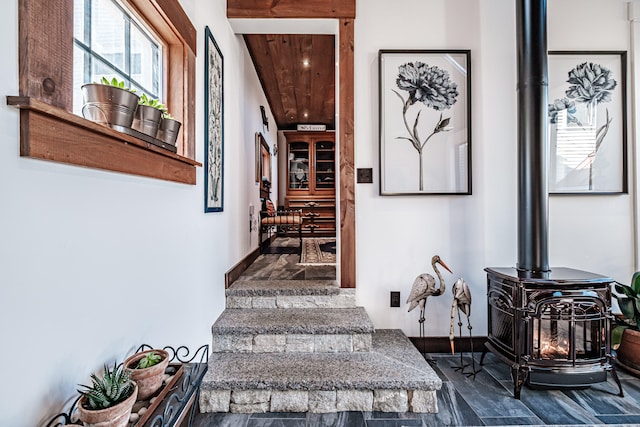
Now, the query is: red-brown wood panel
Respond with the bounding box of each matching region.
[339,19,355,288]
[19,0,73,111]
[227,0,355,19]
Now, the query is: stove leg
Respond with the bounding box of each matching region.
[479,345,489,365]
[610,363,624,397]
[511,366,528,399]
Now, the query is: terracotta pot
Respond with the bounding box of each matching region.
[123,349,170,400]
[617,328,640,376]
[77,383,137,427]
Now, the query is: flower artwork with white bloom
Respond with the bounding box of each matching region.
[548,53,626,194]
[379,51,471,195]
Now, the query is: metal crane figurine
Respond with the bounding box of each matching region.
[449,277,480,378]
[407,255,452,359]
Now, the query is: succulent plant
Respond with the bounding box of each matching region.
[77,362,135,410]
[139,93,167,115]
[136,350,163,369]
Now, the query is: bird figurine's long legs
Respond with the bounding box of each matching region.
[449,278,481,378]
[407,255,452,362]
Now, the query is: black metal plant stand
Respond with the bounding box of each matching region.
[44,344,209,427]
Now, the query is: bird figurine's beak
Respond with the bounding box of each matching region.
[450,339,455,355]
[438,259,453,274]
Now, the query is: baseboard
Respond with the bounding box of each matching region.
[409,336,488,354]
[225,247,261,289]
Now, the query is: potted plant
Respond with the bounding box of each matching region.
[156,112,182,146]
[81,77,140,128]
[612,272,640,375]
[123,348,170,400]
[77,362,138,427]
[132,93,166,138]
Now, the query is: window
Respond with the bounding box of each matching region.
[13,0,198,183]
[73,0,162,115]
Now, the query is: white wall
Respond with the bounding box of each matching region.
[0,0,276,425]
[354,0,635,338]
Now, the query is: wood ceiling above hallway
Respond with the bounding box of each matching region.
[244,34,335,130]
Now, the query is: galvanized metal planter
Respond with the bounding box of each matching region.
[81,83,140,128]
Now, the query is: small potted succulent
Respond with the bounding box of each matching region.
[156,112,182,146]
[123,348,170,400]
[81,77,140,128]
[132,93,166,138]
[77,362,138,427]
[613,273,640,375]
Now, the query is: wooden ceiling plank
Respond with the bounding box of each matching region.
[291,35,313,125]
[267,34,299,128]
[310,34,335,127]
[227,0,355,19]
[244,34,287,128]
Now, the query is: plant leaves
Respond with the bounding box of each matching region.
[612,325,627,350]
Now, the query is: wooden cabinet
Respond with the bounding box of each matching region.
[284,132,336,237]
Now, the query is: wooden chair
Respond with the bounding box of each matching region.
[259,199,303,255]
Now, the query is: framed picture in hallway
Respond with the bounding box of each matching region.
[205,26,224,212]
[379,50,471,195]
[548,51,627,194]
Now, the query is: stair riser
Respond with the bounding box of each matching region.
[211,333,372,353]
[199,388,438,414]
[226,293,355,309]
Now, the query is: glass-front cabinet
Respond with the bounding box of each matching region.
[285,131,336,237]
[286,132,335,195]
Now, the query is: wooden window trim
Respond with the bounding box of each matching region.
[13,0,199,183]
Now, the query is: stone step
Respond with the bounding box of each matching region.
[226,280,355,309]
[211,307,374,353]
[199,330,442,414]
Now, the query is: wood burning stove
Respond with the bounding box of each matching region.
[482,267,623,398]
[483,0,625,399]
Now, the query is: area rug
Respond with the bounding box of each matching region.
[299,238,336,265]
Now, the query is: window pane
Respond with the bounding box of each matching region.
[92,58,125,86]
[73,44,87,116]
[74,0,85,43]
[91,0,126,71]
[131,25,158,96]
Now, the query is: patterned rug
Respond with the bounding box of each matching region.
[299,238,336,265]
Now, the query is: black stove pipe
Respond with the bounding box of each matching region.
[516,0,549,274]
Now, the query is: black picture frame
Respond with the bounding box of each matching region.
[548,51,628,195]
[204,26,224,212]
[379,49,472,195]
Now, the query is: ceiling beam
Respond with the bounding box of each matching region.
[227,0,355,19]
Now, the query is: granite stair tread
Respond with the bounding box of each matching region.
[201,329,442,391]
[211,307,374,335]
[227,279,340,297]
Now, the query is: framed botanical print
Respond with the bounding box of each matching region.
[548,51,627,194]
[379,50,471,195]
[204,26,224,212]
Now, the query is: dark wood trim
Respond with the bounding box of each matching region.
[19,0,73,110]
[8,96,199,184]
[225,246,261,288]
[409,336,488,354]
[227,0,356,19]
[339,19,355,289]
[154,0,197,53]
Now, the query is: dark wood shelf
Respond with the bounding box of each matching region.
[7,96,201,184]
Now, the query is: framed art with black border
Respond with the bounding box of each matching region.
[204,26,224,212]
[548,51,627,195]
[379,49,471,195]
